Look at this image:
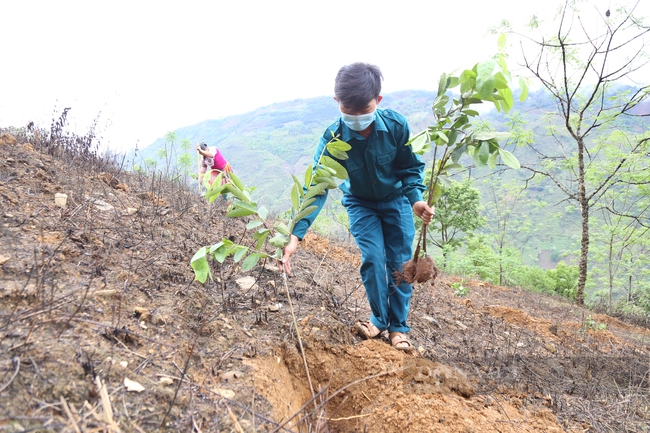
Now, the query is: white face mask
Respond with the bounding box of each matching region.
[341,110,376,131]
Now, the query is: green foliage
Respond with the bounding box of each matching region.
[425,177,485,254]
[451,281,469,297]
[582,315,607,332]
[191,135,351,283]
[547,261,579,300]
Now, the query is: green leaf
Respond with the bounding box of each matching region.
[191,246,207,263]
[224,183,248,202]
[291,174,304,197]
[451,142,468,163]
[433,94,449,110]
[476,76,496,99]
[211,243,228,263]
[441,162,463,172]
[437,72,447,97]
[463,109,480,117]
[294,205,318,223]
[497,33,507,50]
[436,131,449,144]
[304,182,328,200]
[205,184,226,202]
[497,87,514,112]
[488,151,498,169]
[255,231,270,251]
[242,253,262,271]
[229,172,245,192]
[190,249,211,283]
[326,139,351,160]
[447,130,459,146]
[313,176,338,189]
[291,182,301,211]
[300,197,316,209]
[476,60,496,81]
[304,165,314,187]
[474,141,490,168]
[406,130,429,155]
[233,245,248,263]
[226,207,256,217]
[321,156,348,180]
[233,201,258,213]
[519,76,529,102]
[269,233,289,248]
[257,206,268,220]
[493,72,509,90]
[246,220,264,230]
[209,241,225,254]
[274,222,291,236]
[498,147,521,169]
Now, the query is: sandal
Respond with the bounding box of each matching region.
[356,321,382,339]
[389,332,415,351]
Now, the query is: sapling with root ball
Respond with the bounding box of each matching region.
[394,34,528,285]
[190,133,351,283]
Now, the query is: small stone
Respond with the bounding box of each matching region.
[545,343,556,354]
[134,307,151,321]
[94,290,117,298]
[124,378,145,392]
[267,303,281,312]
[159,377,174,386]
[0,254,11,265]
[235,276,256,290]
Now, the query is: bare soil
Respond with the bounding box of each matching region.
[1,132,649,432]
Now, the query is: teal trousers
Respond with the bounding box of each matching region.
[342,194,415,333]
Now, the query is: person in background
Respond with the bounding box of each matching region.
[196,142,233,188]
[280,62,434,351]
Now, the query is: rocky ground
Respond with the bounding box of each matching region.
[1,130,649,432]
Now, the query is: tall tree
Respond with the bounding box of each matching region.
[514,0,650,304]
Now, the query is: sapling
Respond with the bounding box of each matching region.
[395,34,528,285]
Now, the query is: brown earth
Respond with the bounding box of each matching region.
[1,131,649,432]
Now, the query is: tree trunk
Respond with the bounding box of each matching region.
[577,138,589,305]
[608,235,613,311]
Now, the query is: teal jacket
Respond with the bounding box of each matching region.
[292,108,425,240]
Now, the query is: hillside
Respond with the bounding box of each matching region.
[2,132,650,432]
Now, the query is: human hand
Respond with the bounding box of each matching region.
[279,234,300,275]
[412,201,434,225]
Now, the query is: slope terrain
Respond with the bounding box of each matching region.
[1,132,649,432]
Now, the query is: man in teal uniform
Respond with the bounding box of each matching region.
[281,62,434,351]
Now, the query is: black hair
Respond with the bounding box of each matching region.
[334,62,383,112]
[199,142,208,150]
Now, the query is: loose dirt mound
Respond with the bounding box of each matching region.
[1,131,649,432]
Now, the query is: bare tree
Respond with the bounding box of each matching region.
[516,0,650,304]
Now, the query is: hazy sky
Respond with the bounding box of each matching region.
[1,0,647,152]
